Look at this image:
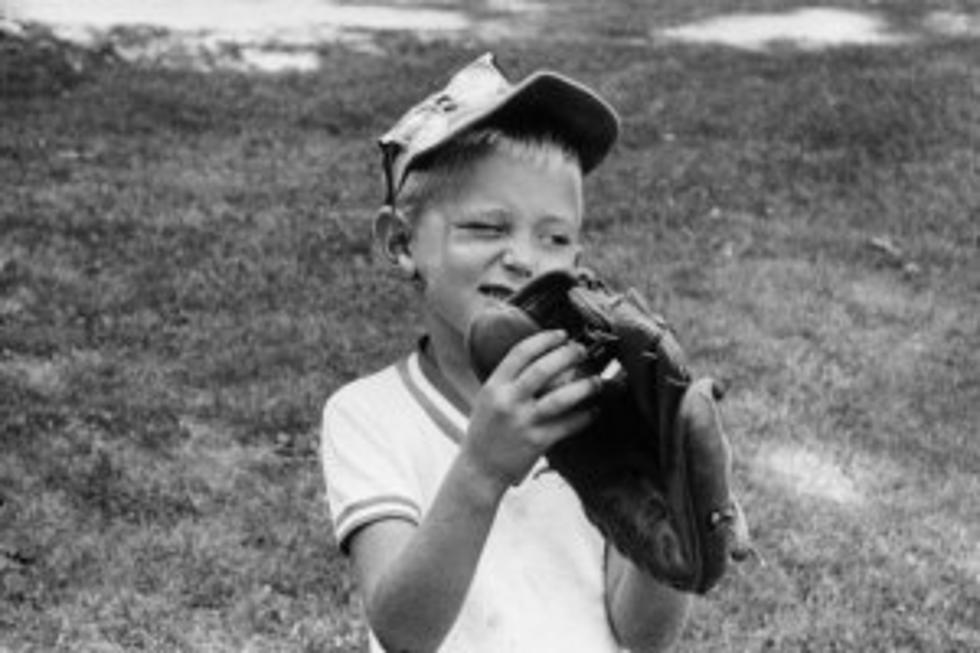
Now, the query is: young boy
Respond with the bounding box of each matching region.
[321,53,691,652]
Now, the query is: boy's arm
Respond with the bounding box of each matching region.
[349,451,507,653]
[605,545,692,652]
[349,330,601,652]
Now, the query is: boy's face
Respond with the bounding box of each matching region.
[410,147,584,345]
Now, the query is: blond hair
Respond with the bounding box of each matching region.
[395,128,581,222]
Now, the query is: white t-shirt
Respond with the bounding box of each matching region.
[321,351,624,653]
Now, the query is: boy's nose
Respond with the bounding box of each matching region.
[501,245,534,278]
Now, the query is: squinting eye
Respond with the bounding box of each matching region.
[460,222,503,235]
[548,234,572,247]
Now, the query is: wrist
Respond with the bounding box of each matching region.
[453,449,512,506]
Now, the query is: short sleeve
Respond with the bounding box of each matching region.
[321,382,423,552]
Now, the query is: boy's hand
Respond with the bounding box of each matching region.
[462,330,601,491]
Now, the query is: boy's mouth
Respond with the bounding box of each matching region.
[479,284,516,302]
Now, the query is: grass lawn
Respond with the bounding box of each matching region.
[1,1,978,650]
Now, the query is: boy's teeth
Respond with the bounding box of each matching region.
[482,287,511,300]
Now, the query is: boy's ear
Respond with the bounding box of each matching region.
[373,206,417,277]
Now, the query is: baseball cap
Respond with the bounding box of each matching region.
[379,52,620,206]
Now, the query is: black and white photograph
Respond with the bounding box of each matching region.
[2,1,978,651]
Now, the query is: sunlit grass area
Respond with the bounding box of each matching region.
[2,1,978,650]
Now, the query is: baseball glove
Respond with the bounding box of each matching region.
[467,269,752,594]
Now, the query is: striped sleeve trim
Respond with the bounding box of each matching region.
[334,494,422,547]
[397,356,466,444]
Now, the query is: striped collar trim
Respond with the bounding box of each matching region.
[397,352,468,444]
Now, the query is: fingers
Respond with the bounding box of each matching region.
[486,328,590,400]
[527,375,603,449]
[488,329,570,384]
[532,401,600,449]
[513,339,588,397]
[534,375,602,420]
[475,329,604,460]
[487,328,600,414]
